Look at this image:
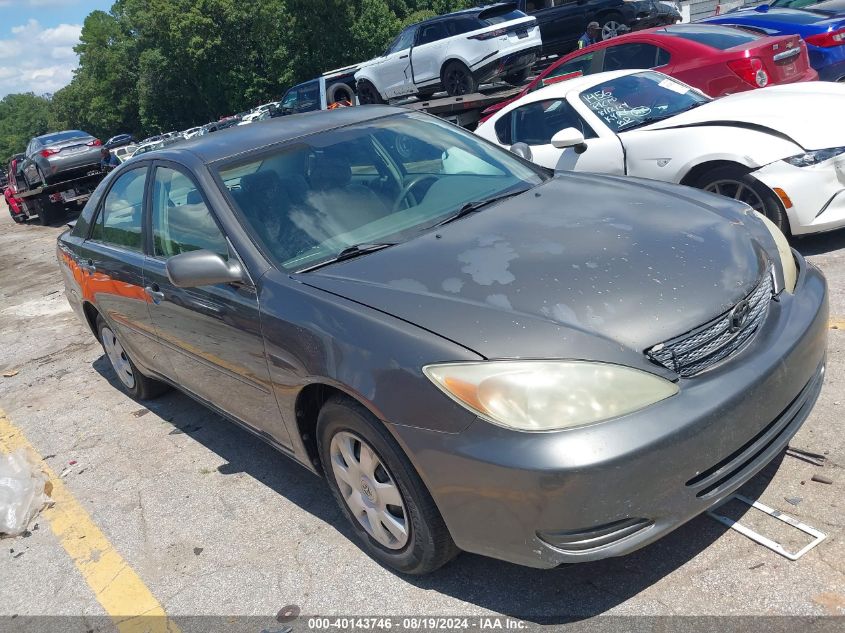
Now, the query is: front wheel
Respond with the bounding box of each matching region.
[318,396,459,574]
[442,61,477,96]
[696,166,790,235]
[96,316,169,400]
[356,80,385,105]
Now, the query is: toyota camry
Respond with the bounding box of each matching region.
[58,107,827,574]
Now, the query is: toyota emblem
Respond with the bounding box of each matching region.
[729,300,751,333]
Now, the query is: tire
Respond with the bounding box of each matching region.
[442,61,477,97]
[695,165,790,235]
[504,67,530,86]
[327,81,356,106]
[36,166,50,187]
[10,212,25,224]
[318,395,459,575]
[36,198,56,226]
[356,79,385,105]
[599,12,625,40]
[96,315,169,400]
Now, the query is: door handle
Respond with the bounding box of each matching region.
[80,259,96,274]
[400,54,409,59]
[144,284,164,304]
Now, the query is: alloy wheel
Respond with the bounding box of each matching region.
[702,179,766,213]
[445,68,471,95]
[602,21,622,40]
[329,430,409,550]
[101,326,136,389]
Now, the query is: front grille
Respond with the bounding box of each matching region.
[647,267,774,377]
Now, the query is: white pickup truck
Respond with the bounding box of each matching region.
[354,2,542,103]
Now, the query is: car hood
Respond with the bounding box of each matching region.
[643,82,845,150]
[301,173,771,361]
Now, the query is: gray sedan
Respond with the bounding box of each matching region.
[57,107,827,574]
[23,129,103,187]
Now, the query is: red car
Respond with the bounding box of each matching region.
[481,23,817,122]
[4,155,25,224]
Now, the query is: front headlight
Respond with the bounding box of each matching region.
[423,360,679,432]
[752,210,797,293]
[783,146,845,168]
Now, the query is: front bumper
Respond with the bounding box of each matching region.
[394,255,828,568]
[754,154,845,235]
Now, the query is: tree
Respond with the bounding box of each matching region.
[42,0,480,141]
[0,93,51,162]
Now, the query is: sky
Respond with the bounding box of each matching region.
[0,0,113,98]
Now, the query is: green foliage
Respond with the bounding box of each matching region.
[0,93,51,163]
[0,0,478,157]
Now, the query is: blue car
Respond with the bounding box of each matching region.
[702,2,845,81]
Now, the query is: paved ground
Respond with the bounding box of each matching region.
[0,202,843,625]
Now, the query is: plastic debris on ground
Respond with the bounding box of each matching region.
[0,449,50,537]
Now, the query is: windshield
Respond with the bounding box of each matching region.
[217,112,546,272]
[579,72,709,133]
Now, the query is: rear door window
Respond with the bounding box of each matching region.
[418,22,447,45]
[89,167,147,251]
[603,43,671,71]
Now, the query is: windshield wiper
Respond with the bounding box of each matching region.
[435,188,532,227]
[298,242,397,273]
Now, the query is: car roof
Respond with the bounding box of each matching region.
[153,105,408,165]
[525,69,642,102]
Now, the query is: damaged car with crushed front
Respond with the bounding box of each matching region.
[57,107,828,574]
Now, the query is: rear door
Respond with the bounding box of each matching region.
[143,161,291,446]
[80,164,174,377]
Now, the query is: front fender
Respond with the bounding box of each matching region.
[621,126,803,183]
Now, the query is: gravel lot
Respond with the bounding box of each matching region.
[0,201,843,626]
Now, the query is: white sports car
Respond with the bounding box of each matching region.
[476,69,845,235]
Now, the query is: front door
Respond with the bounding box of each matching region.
[380,26,418,98]
[143,162,291,446]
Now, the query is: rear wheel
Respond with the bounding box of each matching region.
[442,61,477,96]
[696,165,790,235]
[35,198,59,226]
[599,12,625,40]
[356,80,385,105]
[96,315,169,400]
[318,396,459,575]
[504,67,530,85]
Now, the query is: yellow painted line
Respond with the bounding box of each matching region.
[0,410,180,633]
[831,318,845,330]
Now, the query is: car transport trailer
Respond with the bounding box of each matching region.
[12,170,105,226]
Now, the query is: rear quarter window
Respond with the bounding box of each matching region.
[661,24,761,49]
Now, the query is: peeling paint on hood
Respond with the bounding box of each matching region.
[300,173,770,359]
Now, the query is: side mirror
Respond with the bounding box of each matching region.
[509,142,533,161]
[166,250,244,288]
[551,127,588,154]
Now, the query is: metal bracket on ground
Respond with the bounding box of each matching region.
[706,493,827,561]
